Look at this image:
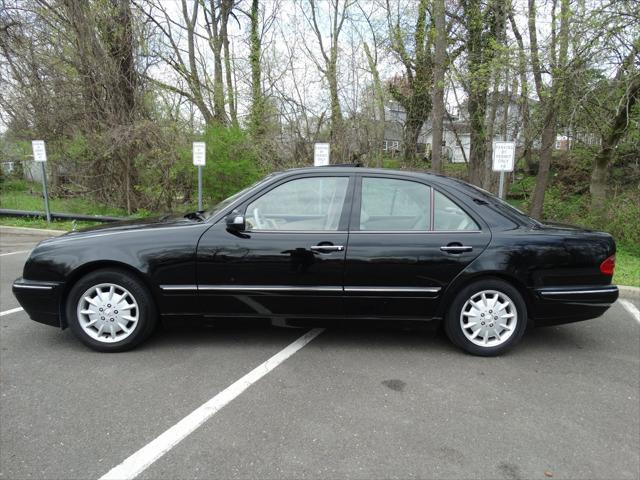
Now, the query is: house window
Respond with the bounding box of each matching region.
[383,140,400,152]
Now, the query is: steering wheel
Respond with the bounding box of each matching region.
[253,208,265,229]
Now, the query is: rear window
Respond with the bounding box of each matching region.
[451,179,539,227]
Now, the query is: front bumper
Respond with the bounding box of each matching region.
[532,285,619,326]
[12,278,64,328]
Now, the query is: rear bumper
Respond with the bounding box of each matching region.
[12,278,64,328]
[532,285,619,326]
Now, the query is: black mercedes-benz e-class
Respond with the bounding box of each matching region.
[13,167,618,355]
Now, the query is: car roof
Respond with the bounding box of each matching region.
[275,165,462,187]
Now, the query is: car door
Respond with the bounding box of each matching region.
[197,174,354,318]
[343,174,491,319]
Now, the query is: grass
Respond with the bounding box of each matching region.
[0,217,99,231]
[616,244,640,288]
[0,179,129,217]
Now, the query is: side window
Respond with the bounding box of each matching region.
[360,178,431,231]
[433,190,479,231]
[245,177,349,231]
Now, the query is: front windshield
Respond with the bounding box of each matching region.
[204,175,274,218]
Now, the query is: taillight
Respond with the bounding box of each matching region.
[600,255,615,275]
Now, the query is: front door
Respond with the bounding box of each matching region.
[343,175,491,319]
[197,174,353,318]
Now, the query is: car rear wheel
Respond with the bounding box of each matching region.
[66,268,157,352]
[444,278,527,356]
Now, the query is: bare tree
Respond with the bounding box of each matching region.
[301,0,353,159]
[528,0,570,219]
[387,0,434,164]
[459,0,508,188]
[430,0,446,173]
[590,39,640,216]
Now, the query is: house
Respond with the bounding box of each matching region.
[382,93,533,163]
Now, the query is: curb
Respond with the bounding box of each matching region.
[618,285,640,297]
[0,226,66,236]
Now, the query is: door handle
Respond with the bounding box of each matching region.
[440,245,473,253]
[310,245,345,253]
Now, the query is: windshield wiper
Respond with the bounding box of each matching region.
[184,211,206,221]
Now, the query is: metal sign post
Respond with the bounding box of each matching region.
[32,140,51,223]
[192,142,206,211]
[314,143,330,166]
[492,141,515,199]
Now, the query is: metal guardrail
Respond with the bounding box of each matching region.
[0,209,124,223]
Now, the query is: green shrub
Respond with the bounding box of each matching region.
[198,125,262,206]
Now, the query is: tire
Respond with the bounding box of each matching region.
[66,268,157,352]
[444,278,527,356]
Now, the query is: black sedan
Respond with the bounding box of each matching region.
[13,167,619,355]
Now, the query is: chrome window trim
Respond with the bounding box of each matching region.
[243,230,349,234]
[349,230,481,234]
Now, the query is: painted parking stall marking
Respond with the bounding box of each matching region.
[0,307,24,317]
[99,327,325,480]
[0,250,30,257]
[620,299,640,324]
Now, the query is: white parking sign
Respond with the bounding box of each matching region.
[32,140,47,162]
[492,141,515,172]
[193,142,206,166]
[314,143,330,166]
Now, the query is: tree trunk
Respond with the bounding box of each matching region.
[363,42,385,166]
[529,109,556,218]
[483,75,501,192]
[590,154,609,216]
[221,0,237,127]
[249,0,264,137]
[430,0,446,173]
[463,0,503,188]
[403,116,422,163]
[327,59,343,150]
[208,0,227,124]
[528,0,570,219]
[468,90,487,186]
[511,14,532,175]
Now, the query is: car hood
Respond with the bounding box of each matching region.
[53,214,202,240]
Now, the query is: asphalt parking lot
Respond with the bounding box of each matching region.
[1,226,639,480]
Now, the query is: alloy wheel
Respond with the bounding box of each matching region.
[76,283,139,343]
[459,289,518,347]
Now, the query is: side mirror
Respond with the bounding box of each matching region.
[225,211,245,232]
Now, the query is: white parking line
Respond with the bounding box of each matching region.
[99,327,325,480]
[0,307,24,317]
[620,299,640,324]
[0,250,29,257]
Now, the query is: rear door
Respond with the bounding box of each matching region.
[343,174,491,319]
[197,174,354,318]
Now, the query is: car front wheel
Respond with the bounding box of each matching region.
[444,278,527,356]
[66,268,157,352]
